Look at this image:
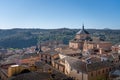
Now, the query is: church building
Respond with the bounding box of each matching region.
[69,24,91,49]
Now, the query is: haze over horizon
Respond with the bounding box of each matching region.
[0,0,120,29]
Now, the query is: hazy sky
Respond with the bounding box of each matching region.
[0,0,119,29]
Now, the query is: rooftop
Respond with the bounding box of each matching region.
[60,48,81,55]
[60,56,113,72]
[76,24,89,35]
[20,53,39,59]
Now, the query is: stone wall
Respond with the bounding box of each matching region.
[88,67,110,80]
[69,69,88,80]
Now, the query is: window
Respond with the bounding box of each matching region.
[102,70,104,73]
[109,68,111,71]
[41,55,43,57]
[98,71,100,74]
[77,70,79,74]
[106,69,108,72]
[91,72,93,77]
[111,61,113,63]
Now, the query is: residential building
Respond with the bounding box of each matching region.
[53,54,114,80]
[40,50,59,65]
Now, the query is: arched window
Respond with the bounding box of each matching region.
[98,71,100,74]
[102,69,104,73]
[91,72,93,77]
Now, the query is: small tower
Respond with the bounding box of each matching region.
[35,45,39,52]
[39,41,42,53]
[35,43,42,54]
[82,24,84,30]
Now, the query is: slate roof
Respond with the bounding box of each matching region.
[110,69,120,77]
[76,25,89,35]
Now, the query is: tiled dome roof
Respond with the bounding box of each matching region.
[76,24,89,34]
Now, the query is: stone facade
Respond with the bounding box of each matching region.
[40,50,59,65]
[69,40,84,49]
[83,41,112,54]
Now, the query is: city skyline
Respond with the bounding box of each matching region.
[0,0,120,29]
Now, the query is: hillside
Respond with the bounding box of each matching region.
[0,28,120,49]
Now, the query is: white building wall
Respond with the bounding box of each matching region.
[59,54,66,59]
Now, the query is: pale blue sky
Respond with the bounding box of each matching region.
[0,0,120,29]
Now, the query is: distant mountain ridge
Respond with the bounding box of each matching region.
[0,28,119,49]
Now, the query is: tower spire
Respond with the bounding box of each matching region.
[82,23,84,30]
[39,41,42,52]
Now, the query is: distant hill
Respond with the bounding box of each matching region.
[103,28,111,30]
[0,28,120,49]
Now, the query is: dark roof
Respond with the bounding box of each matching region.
[70,37,92,42]
[76,25,89,35]
[110,69,120,77]
[8,72,51,80]
[35,45,39,51]
[35,44,43,53]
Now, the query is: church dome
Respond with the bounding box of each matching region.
[76,24,89,35]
